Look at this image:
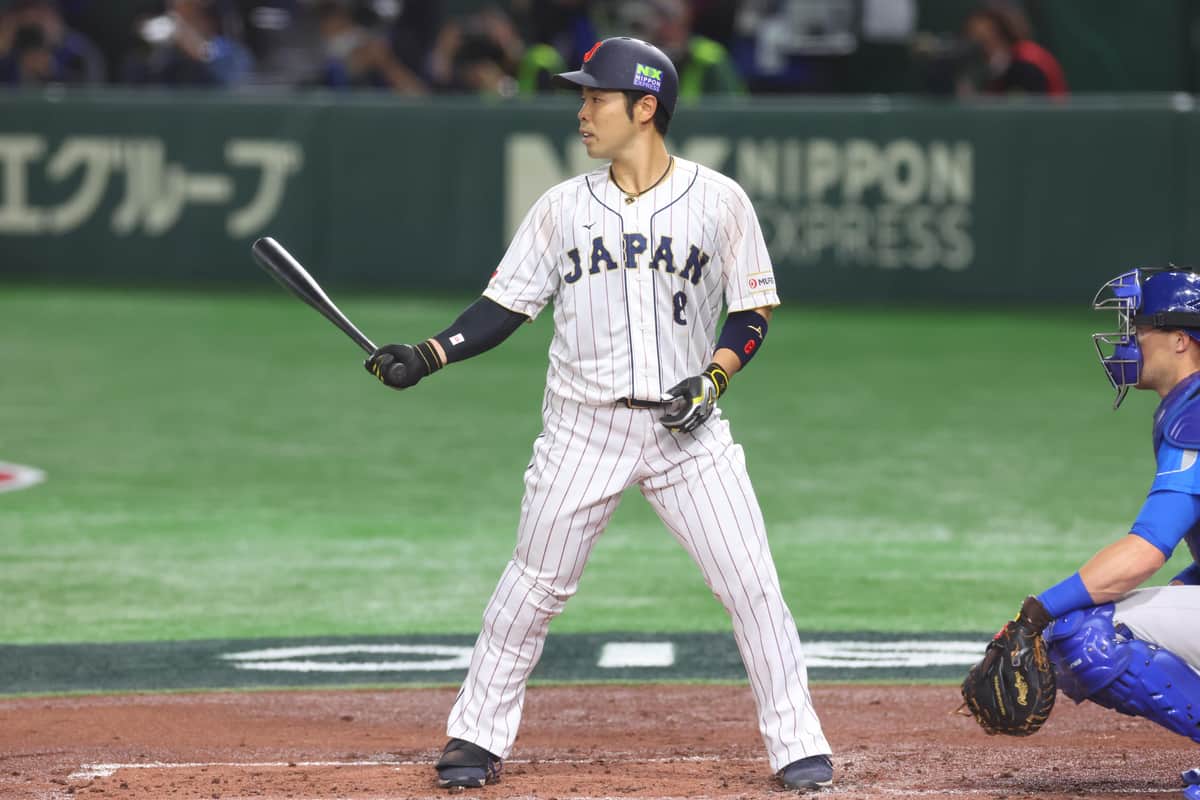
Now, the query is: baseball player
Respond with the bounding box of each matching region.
[364,36,833,793]
[983,268,1200,799]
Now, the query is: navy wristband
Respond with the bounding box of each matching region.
[1037,571,1093,618]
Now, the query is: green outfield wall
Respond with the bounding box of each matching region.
[2,91,1198,302]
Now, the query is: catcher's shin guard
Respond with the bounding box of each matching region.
[1045,604,1200,743]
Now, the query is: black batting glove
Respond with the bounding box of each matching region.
[364,341,442,390]
[660,362,729,433]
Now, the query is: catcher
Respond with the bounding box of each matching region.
[962,267,1200,800]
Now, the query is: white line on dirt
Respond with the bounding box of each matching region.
[69,755,727,780]
[69,761,390,780]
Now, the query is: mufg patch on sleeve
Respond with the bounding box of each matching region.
[633,64,662,92]
[747,273,776,292]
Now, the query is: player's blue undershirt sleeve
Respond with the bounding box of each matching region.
[1129,490,1200,559]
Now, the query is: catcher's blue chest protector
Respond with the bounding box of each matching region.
[1149,373,1200,568]
[1153,372,1200,459]
[1045,604,1200,743]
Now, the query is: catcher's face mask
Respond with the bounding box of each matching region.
[1093,267,1200,409]
[1092,269,1144,410]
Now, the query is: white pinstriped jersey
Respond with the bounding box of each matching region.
[484,157,780,404]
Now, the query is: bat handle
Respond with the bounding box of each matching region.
[352,331,378,355]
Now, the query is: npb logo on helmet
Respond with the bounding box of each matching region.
[633,63,662,92]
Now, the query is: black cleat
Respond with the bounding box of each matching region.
[435,738,502,789]
[778,754,833,791]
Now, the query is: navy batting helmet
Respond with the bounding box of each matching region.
[553,37,679,118]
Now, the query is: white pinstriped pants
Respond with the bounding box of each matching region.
[446,393,831,771]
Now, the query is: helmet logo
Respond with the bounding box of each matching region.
[583,41,603,63]
[633,63,662,92]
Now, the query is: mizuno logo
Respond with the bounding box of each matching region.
[748,325,763,337]
[583,222,596,230]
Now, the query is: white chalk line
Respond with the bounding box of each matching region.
[69,754,726,780]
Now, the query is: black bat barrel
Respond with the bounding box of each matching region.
[251,237,377,355]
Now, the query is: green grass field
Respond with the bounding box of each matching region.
[0,287,1186,645]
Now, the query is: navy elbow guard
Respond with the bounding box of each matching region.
[717,310,769,367]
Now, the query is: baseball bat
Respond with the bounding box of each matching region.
[251,237,377,355]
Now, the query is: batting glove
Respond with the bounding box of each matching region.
[364,341,443,390]
[660,362,729,433]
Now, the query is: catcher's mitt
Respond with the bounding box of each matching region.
[960,595,1056,736]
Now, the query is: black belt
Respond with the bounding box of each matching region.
[617,397,673,409]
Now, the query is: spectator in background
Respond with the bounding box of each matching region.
[515,39,565,93]
[55,0,145,83]
[958,3,1067,97]
[727,0,856,93]
[0,12,57,84]
[230,0,324,87]
[510,0,595,69]
[315,0,424,93]
[509,0,595,94]
[621,0,743,102]
[124,0,254,86]
[388,0,441,83]
[428,6,522,95]
[688,0,735,49]
[0,0,104,85]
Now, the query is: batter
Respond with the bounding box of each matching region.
[364,36,833,793]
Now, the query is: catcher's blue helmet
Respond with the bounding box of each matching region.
[1093,267,1200,408]
[552,37,679,118]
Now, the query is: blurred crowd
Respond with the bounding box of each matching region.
[0,0,1067,97]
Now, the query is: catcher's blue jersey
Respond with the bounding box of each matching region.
[1150,443,1200,494]
[1131,374,1200,568]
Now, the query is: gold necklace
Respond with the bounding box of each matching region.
[612,157,674,205]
